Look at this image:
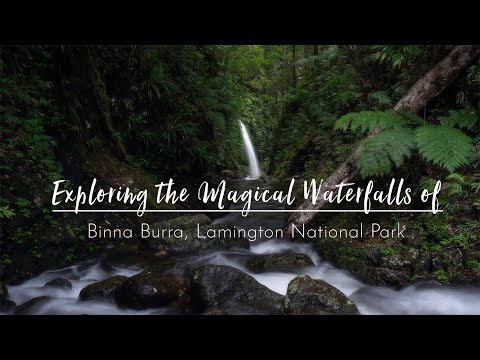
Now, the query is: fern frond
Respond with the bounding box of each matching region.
[446,183,463,196]
[357,127,415,178]
[395,111,425,127]
[445,173,465,184]
[369,91,392,107]
[415,126,473,173]
[335,110,406,133]
[440,109,478,130]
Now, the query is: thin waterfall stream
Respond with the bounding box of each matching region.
[239,121,261,179]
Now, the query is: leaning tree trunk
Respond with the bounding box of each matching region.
[283,45,480,238]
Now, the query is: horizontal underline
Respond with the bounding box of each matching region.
[52,209,442,213]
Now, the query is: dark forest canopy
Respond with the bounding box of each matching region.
[1,45,479,284]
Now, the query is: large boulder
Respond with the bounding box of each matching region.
[359,266,411,288]
[44,278,72,290]
[246,254,314,273]
[79,275,127,302]
[114,270,189,310]
[14,296,51,315]
[0,282,15,312]
[280,275,358,315]
[189,265,283,314]
[145,217,249,253]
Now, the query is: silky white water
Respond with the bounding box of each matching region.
[239,121,261,179]
[5,240,480,315]
[3,179,480,315]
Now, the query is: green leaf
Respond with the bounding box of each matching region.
[440,109,477,130]
[357,127,415,178]
[335,110,406,133]
[368,91,393,107]
[415,126,473,173]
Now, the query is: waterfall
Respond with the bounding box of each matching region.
[239,121,261,179]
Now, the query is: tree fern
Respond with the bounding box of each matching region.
[357,128,415,177]
[335,110,407,133]
[439,109,478,130]
[415,126,473,173]
[368,91,393,108]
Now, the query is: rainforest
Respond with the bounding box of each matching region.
[1,45,479,315]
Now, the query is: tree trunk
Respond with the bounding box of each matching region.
[283,45,480,238]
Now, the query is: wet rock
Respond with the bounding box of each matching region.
[360,266,411,288]
[114,270,189,310]
[280,275,358,315]
[245,254,314,273]
[44,277,72,290]
[14,296,51,315]
[413,280,443,289]
[5,300,16,312]
[79,275,127,302]
[220,170,238,179]
[189,265,283,314]
[145,223,249,253]
[0,282,10,312]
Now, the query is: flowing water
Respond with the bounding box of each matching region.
[4,178,480,315]
[3,129,480,315]
[239,121,261,179]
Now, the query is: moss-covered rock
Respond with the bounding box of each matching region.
[280,275,358,315]
[245,253,314,273]
[79,275,127,302]
[114,270,189,310]
[189,265,283,314]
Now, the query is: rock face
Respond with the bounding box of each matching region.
[14,296,51,315]
[114,270,189,310]
[246,254,314,273]
[280,275,358,315]
[189,265,283,314]
[0,282,11,312]
[79,275,127,302]
[145,215,249,253]
[44,277,72,289]
[360,266,411,288]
